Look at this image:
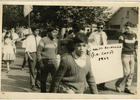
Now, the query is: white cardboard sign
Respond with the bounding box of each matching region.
[90,44,123,84]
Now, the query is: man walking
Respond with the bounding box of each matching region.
[88,21,108,91]
[115,22,138,94]
[50,32,98,94]
[25,25,41,91]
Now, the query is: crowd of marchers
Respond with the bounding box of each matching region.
[2,21,138,94]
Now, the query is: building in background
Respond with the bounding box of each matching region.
[106,7,138,34]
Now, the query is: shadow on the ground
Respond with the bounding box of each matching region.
[1,85,28,92]
[16,54,24,58]
[10,66,22,70]
[83,87,117,94]
[1,75,30,92]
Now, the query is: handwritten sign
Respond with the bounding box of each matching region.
[90,44,123,84]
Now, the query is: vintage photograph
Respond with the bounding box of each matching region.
[0,2,139,98]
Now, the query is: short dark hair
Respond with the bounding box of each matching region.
[73,32,88,44]
[72,23,85,33]
[47,27,58,32]
[97,21,105,27]
[31,25,39,32]
[4,31,12,40]
[125,21,133,27]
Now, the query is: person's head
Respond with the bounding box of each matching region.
[97,21,105,32]
[4,31,12,40]
[73,32,88,56]
[124,21,133,33]
[72,23,85,34]
[68,30,73,35]
[87,29,90,32]
[66,29,69,33]
[31,25,39,36]
[11,27,15,33]
[48,27,59,39]
[3,27,7,33]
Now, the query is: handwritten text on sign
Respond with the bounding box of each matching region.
[90,44,123,84]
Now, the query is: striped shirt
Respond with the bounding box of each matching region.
[119,32,138,54]
[37,36,58,61]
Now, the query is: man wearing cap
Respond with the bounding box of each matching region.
[88,21,108,91]
[26,25,41,91]
[37,27,58,92]
[115,22,138,94]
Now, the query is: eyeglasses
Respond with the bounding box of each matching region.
[97,27,103,29]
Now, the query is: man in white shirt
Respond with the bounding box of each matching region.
[26,25,41,91]
[88,21,108,91]
[88,24,107,46]
[11,27,19,40]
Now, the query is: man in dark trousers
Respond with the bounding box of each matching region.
[88,21,108,90]
[26,25,41,91]
[37,27,58,92]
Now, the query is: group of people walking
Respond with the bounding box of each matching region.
[2,21,137,94]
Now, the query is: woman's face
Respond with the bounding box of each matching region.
[50,30,58,39]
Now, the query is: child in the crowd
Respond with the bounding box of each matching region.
[2,31,16,73]
[50,32,98,94]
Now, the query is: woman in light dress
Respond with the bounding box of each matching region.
[2,31,16,73]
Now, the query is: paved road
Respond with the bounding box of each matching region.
[1,42,137,95]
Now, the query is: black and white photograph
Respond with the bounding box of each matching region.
[0,2,139,99]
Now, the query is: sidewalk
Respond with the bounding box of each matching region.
[1,47,137,95]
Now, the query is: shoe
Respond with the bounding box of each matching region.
[97,86,108,90]
[31,85,36,91]
[124,89,134,94]
[6,70,9,73]
[35,84,40,89]
[6,70,10,73]
[115,85,121,93]
[21,68,24,71]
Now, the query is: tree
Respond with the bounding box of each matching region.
[31,6,113,38]
[33,6,113,28]
[3,5,113,31]
[3,5,29,29]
